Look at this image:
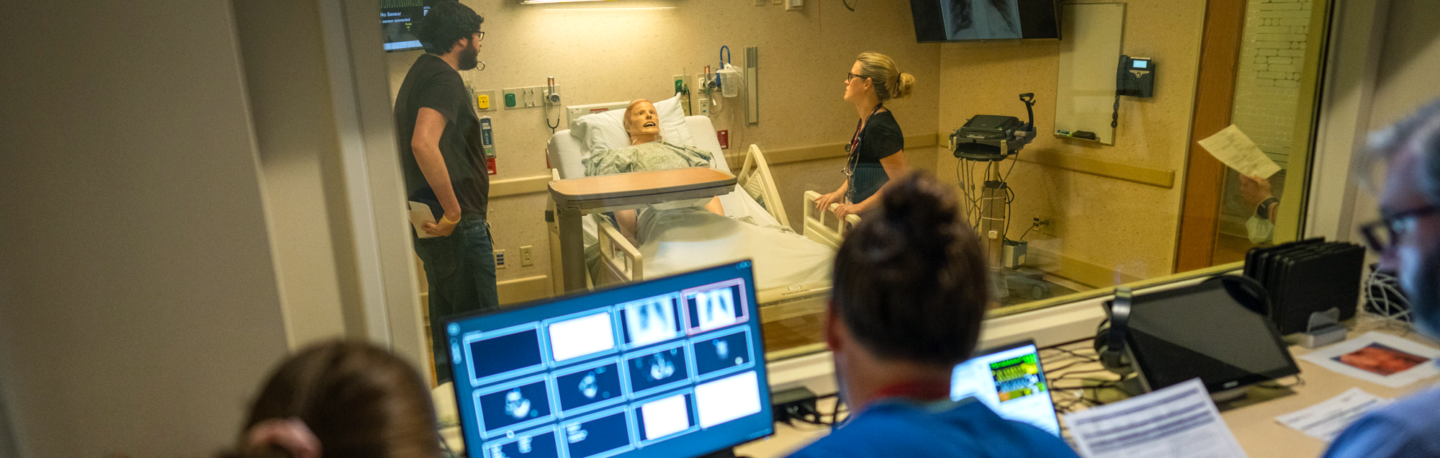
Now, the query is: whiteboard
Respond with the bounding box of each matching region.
[1055,3,1125,145]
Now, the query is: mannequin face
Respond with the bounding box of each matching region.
[624,100,660,143]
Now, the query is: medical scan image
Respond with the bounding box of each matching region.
[478,379,553,434]
[941,0,1021,40]
[693,330,752,377]
[486,428,560,458]
[686,285,745,333]
[555,362,624,415]
[623,295,681,348]
[627,347,691,394]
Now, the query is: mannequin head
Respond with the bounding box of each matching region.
[623,99,661,145]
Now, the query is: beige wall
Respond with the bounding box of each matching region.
[935,0,1206,285]
[0,1,292,455]
[384,0,941,284]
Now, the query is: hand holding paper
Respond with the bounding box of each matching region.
[1199,125,1282,179]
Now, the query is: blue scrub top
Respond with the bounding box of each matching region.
[787,397,1079,458]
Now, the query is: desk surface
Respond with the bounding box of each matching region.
[548,167,735,203]
[736,316,1440,458]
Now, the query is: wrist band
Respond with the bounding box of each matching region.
[442,214,460,225]
[1256,197,1278,220]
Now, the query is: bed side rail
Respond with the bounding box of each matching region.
[595,217,642,286]
[737,144,790,228]
[802,191,862,249]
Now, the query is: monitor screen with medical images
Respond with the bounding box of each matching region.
[950,340,1062,437]
[446,261,772,458]
[909,0,1060,43]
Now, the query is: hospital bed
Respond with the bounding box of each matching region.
[545,114,858,354]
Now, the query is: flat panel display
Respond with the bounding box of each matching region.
[909,0,1061,42]
[1126,281,1301,393]
[381,0,446,52]
[446,261,772,458]
[950,340,1062,437]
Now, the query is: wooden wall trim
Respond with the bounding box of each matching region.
[1175,0,1248,272]
[1019,150,1176,188]
[723,133,940,168]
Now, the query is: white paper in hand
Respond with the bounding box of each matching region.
[1198,125,1282,179]
[408,201,439,239]
[1065,378,1247,458]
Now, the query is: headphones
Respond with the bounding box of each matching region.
[1093,275,1271,375]
[1094,286,1134,375]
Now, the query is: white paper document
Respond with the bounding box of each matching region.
[1275,388,1391,443]
[1065,379,1246,458]
[1298,331,1440,388]
[1198,125,1282,179]
[408,201,438,239]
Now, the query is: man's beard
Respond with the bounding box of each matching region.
[458,44,479,71]
[1402,243,1440,337]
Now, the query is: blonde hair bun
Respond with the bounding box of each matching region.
[856,52,915,102]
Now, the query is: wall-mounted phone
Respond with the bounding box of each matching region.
[1117,55,1155,98]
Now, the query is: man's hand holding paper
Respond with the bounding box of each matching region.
[1199,125,1282,179]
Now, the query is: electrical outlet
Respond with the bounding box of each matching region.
[717,130,729,149]
[520,246,534,266]
[495,249,506,269]
[698,98,710,116]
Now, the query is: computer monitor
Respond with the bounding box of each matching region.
[445,261,773,458]
[950,340,1062,437]
[1125,280,1301,395]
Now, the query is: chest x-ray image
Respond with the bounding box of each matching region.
[941,0,1021,40]
[623,295,681,348]
[691,287,740,332]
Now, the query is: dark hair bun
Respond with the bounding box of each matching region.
[878,171,962,249]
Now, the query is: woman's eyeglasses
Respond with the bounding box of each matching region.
[1359,204,1440,253]
[846,72,863,82]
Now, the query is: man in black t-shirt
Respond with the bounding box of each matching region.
[393,2,494,383]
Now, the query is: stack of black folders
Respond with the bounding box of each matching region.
[1243,238,1366,335]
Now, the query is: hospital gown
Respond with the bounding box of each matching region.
[584,141,834,291]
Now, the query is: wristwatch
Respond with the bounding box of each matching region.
[1256,197,1279,220]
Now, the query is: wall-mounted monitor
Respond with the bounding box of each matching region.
[381,0,445,52]
[909,0,1061,42]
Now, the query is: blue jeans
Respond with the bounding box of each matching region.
[414,217,499,383]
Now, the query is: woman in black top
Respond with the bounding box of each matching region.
[814,52,916,220]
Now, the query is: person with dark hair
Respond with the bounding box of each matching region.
[393,1,494,383]
[789,172,1077,457]
[222,341,442,458]
[812,52,916,221]
[1323,98,1440,458]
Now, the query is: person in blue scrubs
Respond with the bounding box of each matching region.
[788,172,1077,458]
[1324,99,1440,458]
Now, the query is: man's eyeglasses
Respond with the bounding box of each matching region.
[474,31,485,41]
[1359,204,1440,253]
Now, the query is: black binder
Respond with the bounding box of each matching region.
[1243,239,1366,334]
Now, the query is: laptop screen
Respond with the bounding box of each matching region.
[950,341,1062,437]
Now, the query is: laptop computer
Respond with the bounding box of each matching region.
[950,340,1063,437]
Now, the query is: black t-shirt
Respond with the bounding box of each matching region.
[854,110,904,164]
[394,54,489,219]
[847,110,904,203]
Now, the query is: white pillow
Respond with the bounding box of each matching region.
[570,94,695,168]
